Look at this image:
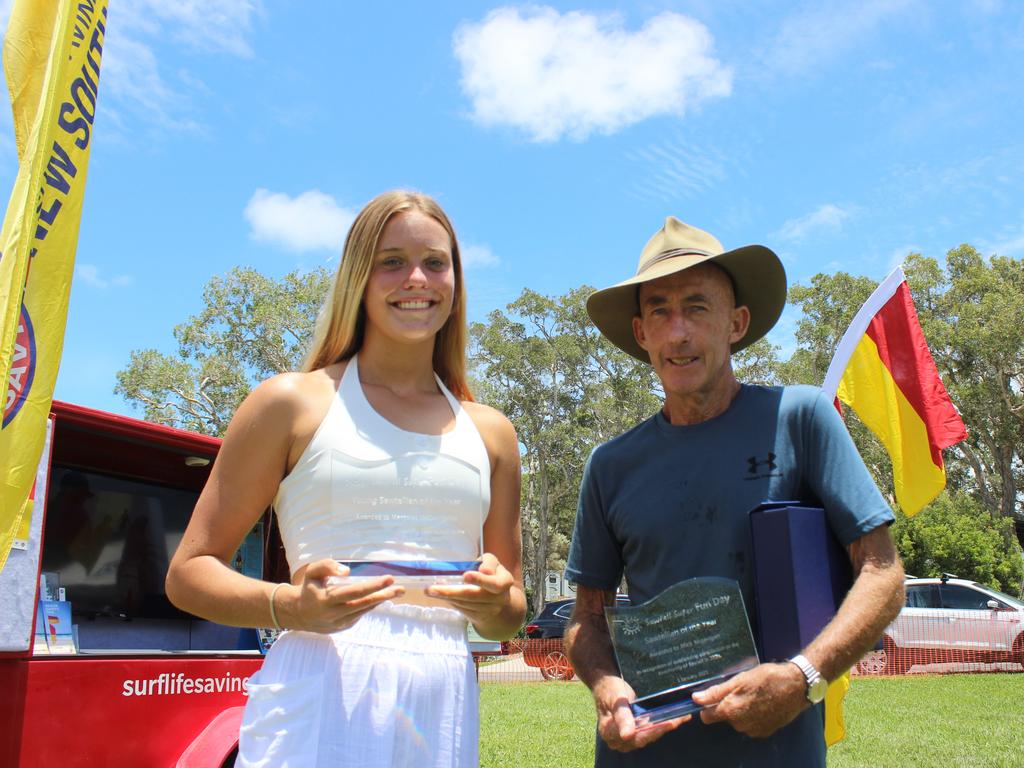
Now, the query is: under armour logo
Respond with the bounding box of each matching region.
[747,453,777,474]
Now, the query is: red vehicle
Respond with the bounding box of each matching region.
[0,401,284,767]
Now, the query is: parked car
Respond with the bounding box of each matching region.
[524,598,576,640]
[880,576,1024,674]
[522,595,630,681]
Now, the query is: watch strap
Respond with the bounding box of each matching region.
[789,653,827,704]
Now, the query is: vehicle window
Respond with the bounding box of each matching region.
[905,585,938,608]
[939,585,990,610]
[553,604,575,619]
[977,585,1024,610]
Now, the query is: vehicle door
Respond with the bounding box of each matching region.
[936,584,1010,652]
[894,583,941,648]
[551,602,575,637]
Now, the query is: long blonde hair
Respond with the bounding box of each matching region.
[303,190,473,401]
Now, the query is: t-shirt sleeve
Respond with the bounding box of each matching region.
[802,389,896,547]
[565,451,623,591]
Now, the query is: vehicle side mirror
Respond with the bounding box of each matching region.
[986,600,1000,611]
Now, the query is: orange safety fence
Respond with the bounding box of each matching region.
[477,616,1024,684]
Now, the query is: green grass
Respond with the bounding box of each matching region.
[480,674,1024,768]
[480,682,596,767]
[829,675,1024,768]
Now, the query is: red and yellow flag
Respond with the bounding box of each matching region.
[0,0,108,571]
[823,266,967,516]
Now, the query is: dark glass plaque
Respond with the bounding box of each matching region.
[605,577,759,726]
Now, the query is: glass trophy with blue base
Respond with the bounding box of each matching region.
[326,450,484,588]
[605,577,759,728]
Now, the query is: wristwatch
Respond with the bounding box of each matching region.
[789,654,828,704]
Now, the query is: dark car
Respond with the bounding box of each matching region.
[522,595,630,680]
[524,598,576,639]
[525,594,631,639]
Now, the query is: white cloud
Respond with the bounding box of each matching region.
[117,0,261,57]
[101,36,202,134]
[122,0,261,58]
[625,133,729,201]
[461,243,500,268]
[244,189,356,253]
[75,263,132,289]
[453,7,732,142]
[981,227,1024,257]
[93,0,261,138]
[760,0,917,79]
[777,204,854,241]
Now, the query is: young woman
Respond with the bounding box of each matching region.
[166,190,525,767]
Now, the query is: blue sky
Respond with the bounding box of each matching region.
[2,0,1022,417]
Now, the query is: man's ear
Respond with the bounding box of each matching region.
[730,305,751,345]
[632,315,647,351]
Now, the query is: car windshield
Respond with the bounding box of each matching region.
[979,584,1024,609]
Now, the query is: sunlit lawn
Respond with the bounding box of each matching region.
[480,674,1024,768]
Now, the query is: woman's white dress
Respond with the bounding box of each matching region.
[236,355,491,768]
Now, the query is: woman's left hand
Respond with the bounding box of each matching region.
[425,552,517,632]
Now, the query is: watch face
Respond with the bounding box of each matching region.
[808,677,829,703]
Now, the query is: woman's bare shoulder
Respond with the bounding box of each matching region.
[461,401,518,449]
[235,366,344,432]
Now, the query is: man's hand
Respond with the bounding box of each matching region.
[692,661,807,738]
[592,675,689,752]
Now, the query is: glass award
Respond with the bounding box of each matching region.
[325,449,484,587]
[605,577,759,727]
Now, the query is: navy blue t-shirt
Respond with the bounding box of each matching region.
[565,384,894,768]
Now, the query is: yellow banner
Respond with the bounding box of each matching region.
[0,0,108,571]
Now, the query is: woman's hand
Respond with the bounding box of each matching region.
[277,558,405,633]
[424,552,518,635]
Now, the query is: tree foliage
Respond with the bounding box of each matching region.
[117,246,1024,599]
[469,287,660,614]
[783,249,1024,592]
[892,491,1023,594]
[115,266,330,435]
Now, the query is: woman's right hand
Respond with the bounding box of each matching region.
[277,559,405,633]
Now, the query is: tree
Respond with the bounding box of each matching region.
[904,248,1024,529]
[892,490,1023,594]
[783,251,1024,582]
[782,272,897,502]
[731,337,784,386]
[470,286,660,614]
[116,266,330,435]
[116,249,1024,601]
[781,272,878,386]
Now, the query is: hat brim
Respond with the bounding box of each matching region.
[586,245,786,363]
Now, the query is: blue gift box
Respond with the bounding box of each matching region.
[749,502,852,661]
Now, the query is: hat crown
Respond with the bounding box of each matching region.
[638,217,724,274]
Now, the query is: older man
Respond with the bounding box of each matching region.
[564,218,905,767]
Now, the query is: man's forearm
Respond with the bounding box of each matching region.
[804,526,905,681]
[565,612,621,689]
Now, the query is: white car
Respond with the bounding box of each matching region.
[881,576,1024,674]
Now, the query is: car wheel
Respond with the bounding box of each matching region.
[855,650,886,675]
[539,649,575,681]
[882,636,909,675]
[1013,634,1024,671]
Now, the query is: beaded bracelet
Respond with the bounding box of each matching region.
[269,582,288,630]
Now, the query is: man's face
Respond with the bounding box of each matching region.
[632,263,750,403]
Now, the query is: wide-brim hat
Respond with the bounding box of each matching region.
[586,217,787,362]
